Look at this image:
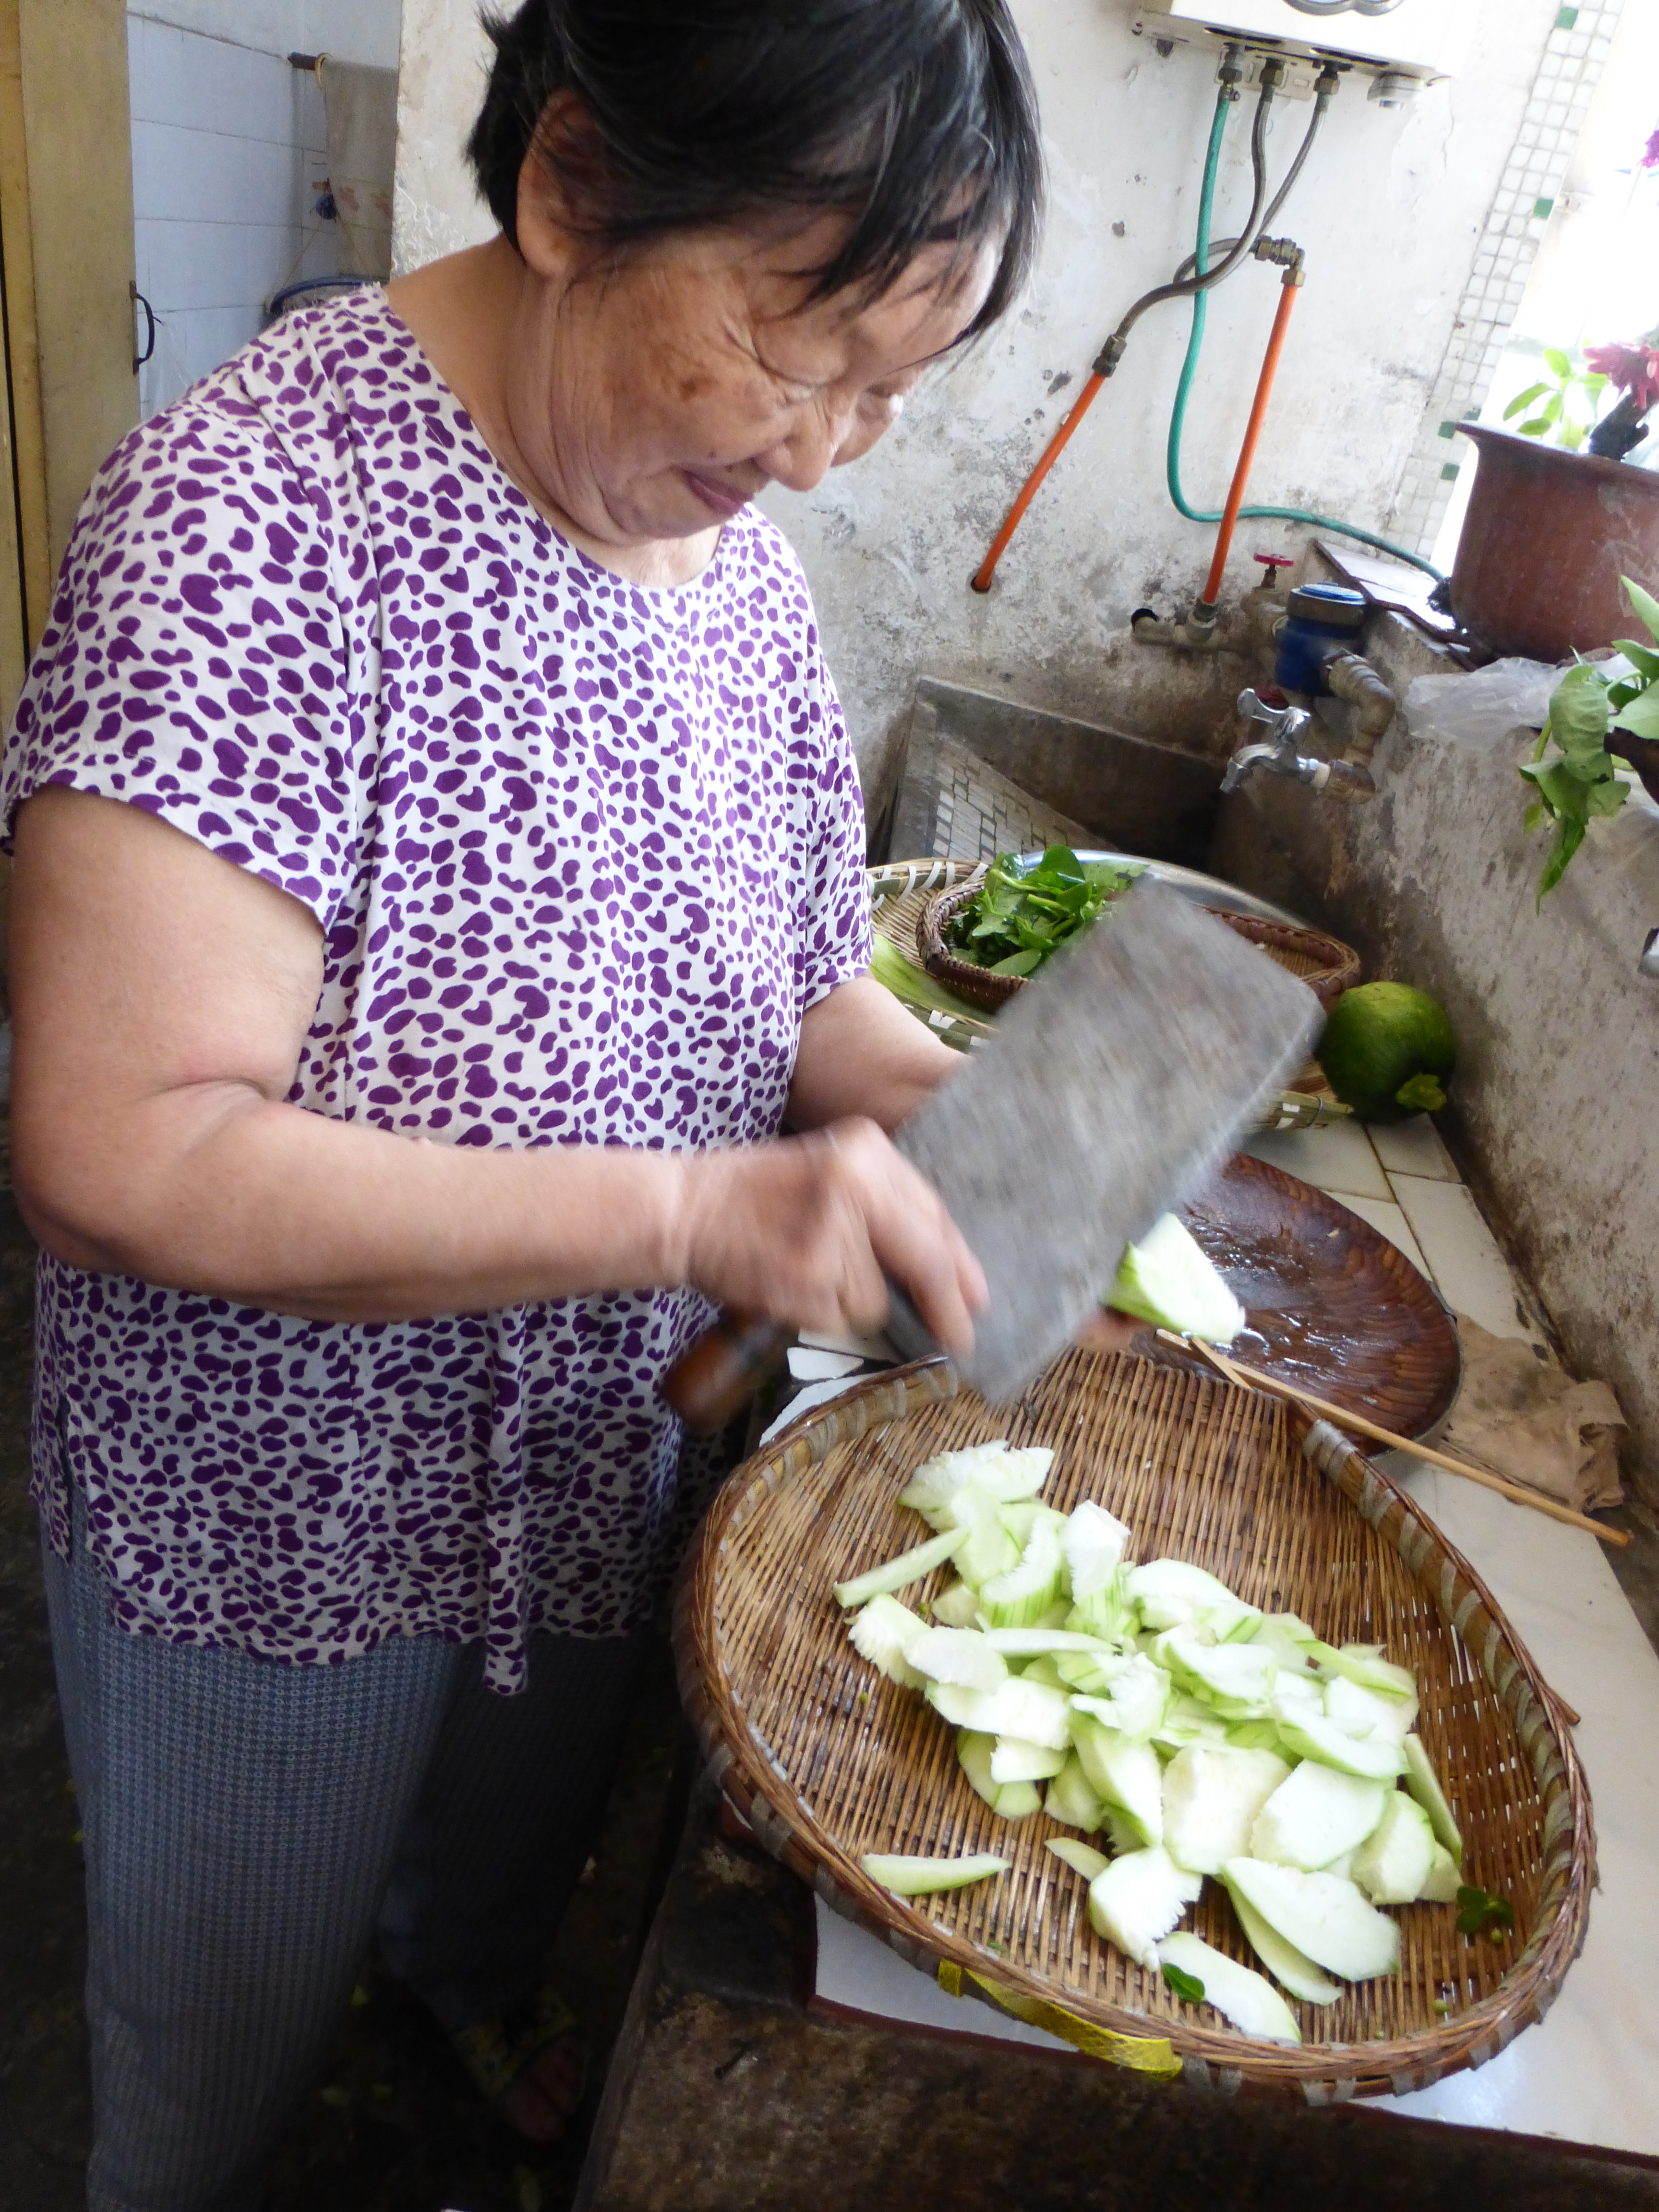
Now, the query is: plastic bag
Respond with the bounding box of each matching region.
[1402,658,1558,748]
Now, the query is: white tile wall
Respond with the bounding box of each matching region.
[128,9,384,419]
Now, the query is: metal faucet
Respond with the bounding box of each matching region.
[1221,689,1374,799]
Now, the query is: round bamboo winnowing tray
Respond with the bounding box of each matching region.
[675,1352,1593,2102]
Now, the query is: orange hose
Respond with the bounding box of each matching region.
[970,372,1106,592]
[1199,278,1300,610]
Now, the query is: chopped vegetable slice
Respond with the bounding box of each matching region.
[977,1519,1066,1629]
[898,1442,1052,1518]
[968,1675,1073,1751]
[990,1736,1068,1784]
[957,1730,1043,1820]
[1249,1761,1388,1872]
[1072,1719,1163,1847]
[908,1626,1009,1694]
[833,1525,967,1610]
[847,1594,926,1688]
[982,1627,1116,1657]
[941,1481,1021,1589]
[1325,1673,1418,1744]
[1420,1841,1462,1904]
[1351,1792,1436,1906]
[1223,1858,1401,1981]
[1127,1560,1245,1631]
[1046,1837,1109,1882]
[1088,1847,1197,1969]
[1221,1873,1342,2004]
[861,1850,1010,1897]
[1158,1932,1301,2044]
[928,1578,983,1629]
[1044,1752,1106,1834]
[1062,1500,1132,1601]
[1161,1745,1291,1877]
[1070,1652,1171,1738]
[1402,1734,1463,1864]
[1274,1708,1407,1781]
[1107,1214,1246,1346]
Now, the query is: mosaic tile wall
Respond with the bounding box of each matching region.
[1389,1,1624,557]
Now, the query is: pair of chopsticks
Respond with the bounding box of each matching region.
[1156,1331,1629,1552]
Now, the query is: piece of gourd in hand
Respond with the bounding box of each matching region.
[1157,1932,1302,2044]
[1106,1214,1246,1344]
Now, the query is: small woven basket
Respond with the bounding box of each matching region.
[675,1351,1593,2103]
[919,872,1361,1015]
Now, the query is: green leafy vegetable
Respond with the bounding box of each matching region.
[1161,1960,1206,2003]
[1454,1884,1515,1942]
[944,846,1142,977]
[1521,578,1659,902]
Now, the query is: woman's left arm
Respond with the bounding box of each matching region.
[786,973,961,1134]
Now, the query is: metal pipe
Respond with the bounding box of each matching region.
[1197,266,1303,615]
[1323,649,1396,750]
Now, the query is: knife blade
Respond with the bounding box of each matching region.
[663,876,1322,1428]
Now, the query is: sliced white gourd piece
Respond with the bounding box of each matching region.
[957,1730,1043,1820]
[1063,1499,1133,1600]
[1055,1645,1129,1696]
[1034,1598,1074,1631]
[1103,1807,1146,1858]
[986,1626,1117,1658]
[1351,1791,1436,1905]
[862,1849,1010,1896]
[908,1626,1008,1694]
[1325,1673,1419,1743]
[1045,1752,1106,1834]
[1221,1872,1342,2005]
[1270,1667,1325,1714]
[1156,1629,1278,1715]
[1323,1847,1356,1880]
[833,1525,968,1610]
[941,1482,1021,1589]
[1018,1655,1066,1693]
[1162,1744,1291,1876]
[1223,1719,1288,1755]
[1107,1214,1247,1345]
[928,1578,983,1629]
[1223,1857,1401,1981]
[970,1675,1074,1751]
[1069,1652,1172,1738]
[1152,1691,1231,1751]
[1402,1734,1463,1863]
[1157,1932,1302,2044]
[978,1519,1066,1630]
[991,1736,1067,1784]
[1072,1718,1163,1847]
[1420,1841,1462,1904]
[1046,1836,1109,1882]
[847,1594,927,1688]
[1127,1559,1242,1632]
[1275,1708,1407,1780]
[1250,1761,1388,1872]
[898,1441,1053,1518]
[925,1680,992,1728]
[1321,1644,1419,1701]
[1066,1571,1137,1643]
[1087,1846,1196,1969]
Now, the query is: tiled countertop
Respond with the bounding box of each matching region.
[800,1117,1659,2163]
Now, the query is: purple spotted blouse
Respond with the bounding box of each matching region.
[1,289,871,1690]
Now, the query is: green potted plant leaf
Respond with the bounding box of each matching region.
[1520,576,1659,901]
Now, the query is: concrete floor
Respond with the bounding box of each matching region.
[0,1187,693,2212]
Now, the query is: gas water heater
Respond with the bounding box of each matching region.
[1133,0,1477,97]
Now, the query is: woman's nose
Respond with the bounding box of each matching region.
[760,394,858,493]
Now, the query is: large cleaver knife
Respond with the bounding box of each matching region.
[663,877,1322,1431]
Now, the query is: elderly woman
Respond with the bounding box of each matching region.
[0,0,1076,2201]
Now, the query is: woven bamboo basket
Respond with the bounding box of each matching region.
[675,1351,1593,2102]
[919,871,1361,1016]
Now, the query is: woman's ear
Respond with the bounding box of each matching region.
[514,92,601,283]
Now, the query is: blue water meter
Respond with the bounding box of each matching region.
[1274,583,1366,696]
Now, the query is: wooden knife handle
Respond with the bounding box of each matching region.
[661,1311,792,1434]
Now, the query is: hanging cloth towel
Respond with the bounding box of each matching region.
[1440,1316,1626,1514]
[319,57,398,281]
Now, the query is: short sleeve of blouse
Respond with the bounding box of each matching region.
[789,606,873,1020]
[0,387,358,927]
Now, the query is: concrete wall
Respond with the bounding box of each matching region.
[129,0,402,418]
[1212,605,1659,1503]
[388,0,1560,822]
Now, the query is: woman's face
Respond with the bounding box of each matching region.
[506,185,998,552]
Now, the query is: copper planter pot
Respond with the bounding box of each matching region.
[1452,423,1659,661]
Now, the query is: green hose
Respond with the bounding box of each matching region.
[1166,92,1443,582]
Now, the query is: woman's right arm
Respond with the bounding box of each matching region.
[9,787,983,1351]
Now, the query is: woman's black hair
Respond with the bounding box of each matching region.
[466,0,1043,338]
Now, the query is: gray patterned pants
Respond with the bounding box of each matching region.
[43,1490,648,2212]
